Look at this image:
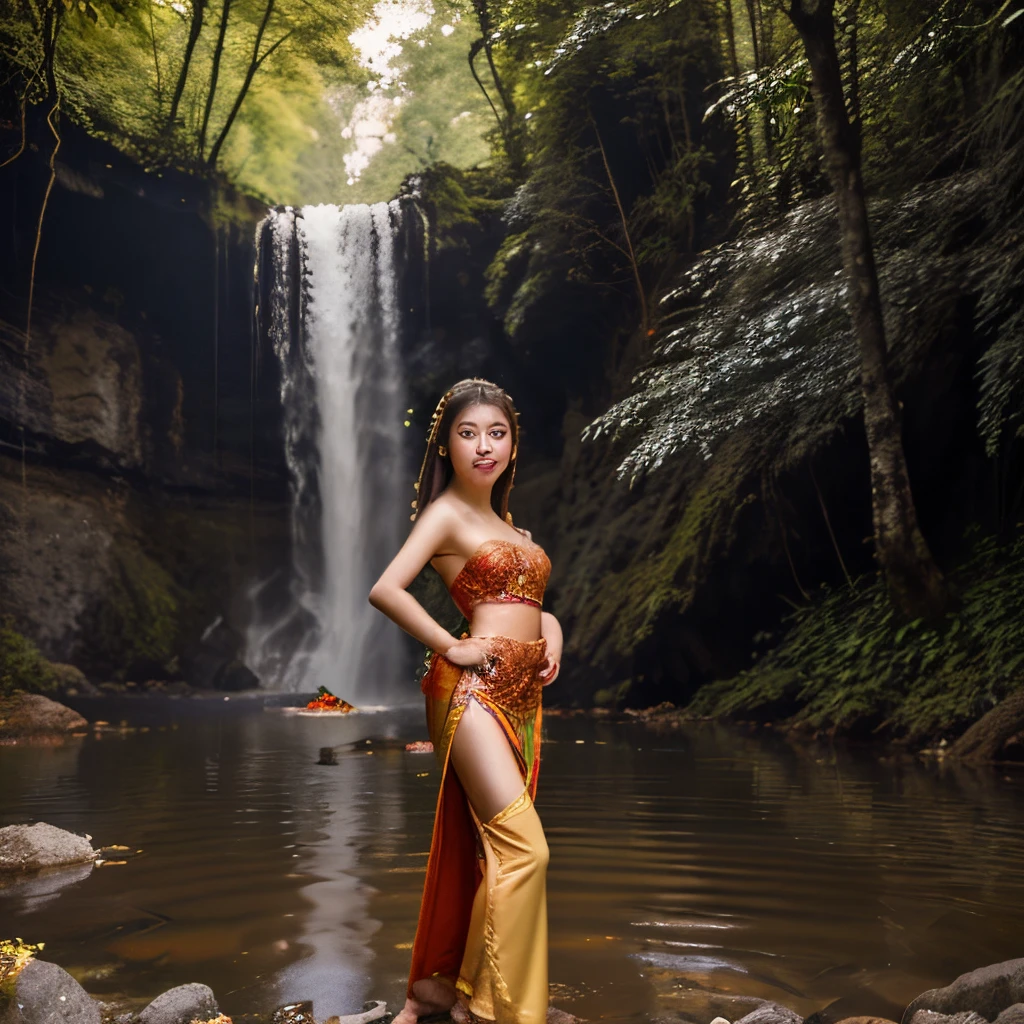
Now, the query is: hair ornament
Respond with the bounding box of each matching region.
[411,387,454,520]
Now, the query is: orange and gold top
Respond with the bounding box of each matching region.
[448,538,551,621]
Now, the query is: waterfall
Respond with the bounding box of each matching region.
[247,201,407,700]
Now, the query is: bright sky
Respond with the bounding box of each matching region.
[342,0,461,185]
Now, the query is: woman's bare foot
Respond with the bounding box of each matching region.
[392,977,457,1024]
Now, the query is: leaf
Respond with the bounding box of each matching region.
[1002,9,1024,27]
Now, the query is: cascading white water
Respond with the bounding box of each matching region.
[247,201,407,699]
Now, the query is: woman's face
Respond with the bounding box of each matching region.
[447,402,513,490]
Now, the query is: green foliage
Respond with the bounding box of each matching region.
[707,0,1024,224]
[0,621,56,698]
[689,533,1024,739]
[411,161,506,248]
[336,14,494,206]
[570,435,756,664]
[87,546,180,676]
[475,0,724,338]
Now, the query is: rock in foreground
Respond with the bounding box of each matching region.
[904,961,1024,1024]
[0,958,101,1023]
[0,823,96,874]
[137,983,220,1024]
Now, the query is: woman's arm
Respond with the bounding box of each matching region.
[368,502,459,654]
[368,502,492,669]
[539,611,562,684]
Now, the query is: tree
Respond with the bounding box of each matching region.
[166,0,208,127]
[785,0,950,621]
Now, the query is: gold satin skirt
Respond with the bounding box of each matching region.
[409,636,549,1024]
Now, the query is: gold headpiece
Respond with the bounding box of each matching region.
[410,387,454,520]
[409,378,520,522]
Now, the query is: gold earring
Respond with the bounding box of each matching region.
[438,444,448,457]
[511,445,518,460]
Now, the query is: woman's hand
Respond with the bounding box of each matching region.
[443,635,494,671]
[539,611,563,686]
[538,655,560,685]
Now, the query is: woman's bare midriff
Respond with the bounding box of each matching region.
[469,602,543,643]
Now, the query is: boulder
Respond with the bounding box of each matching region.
[833,1018,900,1024]
[0,823,96,874]
[735,1005,804,1024]
[137,984,219,1024]
[994,1007,1024,1024]
[905,1012,989,1024]
[0,694,88,738]
[181,619,259,692]
[0,958,101,1023]
[903,961,1024,1024]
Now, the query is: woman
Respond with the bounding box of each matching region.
[369,378,562,1024]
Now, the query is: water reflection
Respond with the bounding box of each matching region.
[2,704,1024,1023]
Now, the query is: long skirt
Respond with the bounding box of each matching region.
[408,636,549,1024]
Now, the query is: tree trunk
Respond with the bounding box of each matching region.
[206,0,286,168]
[723,0,740,77]
[949,690,1024,763]
[469,0,524,174]
[744,0,761,69]
[787,0,950,622]
[167,0,207,127]
[198,0,232,161]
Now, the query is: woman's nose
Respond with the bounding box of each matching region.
[477,434,492,453]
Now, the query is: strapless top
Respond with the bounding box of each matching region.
[448,538,551,620]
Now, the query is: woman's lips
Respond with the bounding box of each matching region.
[473,459,497,472]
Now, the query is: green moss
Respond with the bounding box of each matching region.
[90,546,180,676]
[688,533,1024,739]
[0,622,57,697]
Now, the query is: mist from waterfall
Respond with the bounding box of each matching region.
[247,201,408,700]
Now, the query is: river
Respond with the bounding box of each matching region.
[2,698,1023,1022]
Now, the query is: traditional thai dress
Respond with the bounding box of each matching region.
[409,537,552,1024]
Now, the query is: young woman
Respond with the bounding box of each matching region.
[369,378,562,1024]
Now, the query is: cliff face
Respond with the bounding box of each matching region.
[0,126,288,682]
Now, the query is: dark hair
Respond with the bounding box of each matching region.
[413,379,520,523]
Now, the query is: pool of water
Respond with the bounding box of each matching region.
[2,698,1024,1022]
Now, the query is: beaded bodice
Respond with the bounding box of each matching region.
[448,538,551,620]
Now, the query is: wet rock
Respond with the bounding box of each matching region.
[546,1009,584,1024]
[0,694,88,738]
[323,1001,389,1024]
[905,1012,989,1024]
[833,1018,900,1024]
[735,1003,804,1024]
[903,960,1024,1024]
[272,1004,315,1024]
[137,984,218,1024]
[0,823,96,874]
[182,619,259,692]
[804,991,905,1024]
[0,958,101,1023]
[993,1007,1024,1024]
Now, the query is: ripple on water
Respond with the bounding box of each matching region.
[3,707,1024,1023]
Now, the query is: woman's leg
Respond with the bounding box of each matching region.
[450,699,549,1024]
[394,702,529,1024]
[450,698,529,821]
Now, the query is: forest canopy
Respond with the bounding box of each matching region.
[0,0,492,203]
